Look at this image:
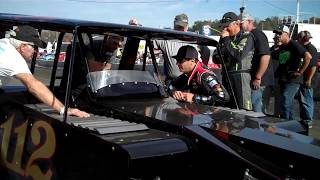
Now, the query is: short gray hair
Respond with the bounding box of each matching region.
[240,13,254,22]
[8,37,27,49]
[8,29,30,48]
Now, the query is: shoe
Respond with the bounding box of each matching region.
[301,120,312,129]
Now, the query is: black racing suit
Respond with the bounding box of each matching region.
[168,62,229,106]
[219,30,255,110]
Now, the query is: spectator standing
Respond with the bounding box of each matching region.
[270,33,282,70]
[128,18,145,62]
[0,25,89,118]
[240,13,274,112]
[269,33,282,116]
[128,18,141,26]
[168,45,229,105]
[154,13,189,83]
[273,25,311,120]
[154,14,209,85]
[218,12,255,110]
[297,30,318,127]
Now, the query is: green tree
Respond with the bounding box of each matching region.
[256,16,280,30]
[190,15,320,32]
[308,16,320,24]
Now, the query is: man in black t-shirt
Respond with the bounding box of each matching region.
[240,13,274,112]
[273,25,311,120]
[269,34,282,116]
[297,30,318,127]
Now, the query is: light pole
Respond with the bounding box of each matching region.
[296,0,300,23]
[240,0,246,16]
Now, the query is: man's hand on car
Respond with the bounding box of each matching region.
[183,92,194,103]
[64,107,90,118]
[173,91,185,101]
[173,91,194,103]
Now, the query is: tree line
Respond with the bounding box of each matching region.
[40,16,320,43]
[191,16,320,35]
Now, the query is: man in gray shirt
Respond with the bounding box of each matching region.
[154,14,189,82]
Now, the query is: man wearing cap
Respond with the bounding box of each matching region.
[240,12,274,113]
[154,13,192,83]
[218,12,255,110]
[297,30,318,127]
[273,25,311,120]
[168,45,229,105]
[269,33,283,116]
[0,25,90,118]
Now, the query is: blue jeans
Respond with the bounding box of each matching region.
[280,82,300,120]
[298,86,314,121]
[252,86,266,112]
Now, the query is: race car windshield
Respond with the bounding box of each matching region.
[87,70,165,98]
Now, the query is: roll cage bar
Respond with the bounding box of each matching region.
[0,13,239,122]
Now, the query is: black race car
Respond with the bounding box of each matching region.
[0,13,319,180]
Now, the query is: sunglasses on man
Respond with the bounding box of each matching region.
[25,43,38,53]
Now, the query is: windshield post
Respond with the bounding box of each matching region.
[50,32,65,91]
[216,44,239,110]
[62,27,79,123]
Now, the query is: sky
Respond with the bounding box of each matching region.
[0,0,319,28]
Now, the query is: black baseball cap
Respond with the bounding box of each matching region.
[172,45,198,63]
[219,12,239,27]
[298,30,312,40]
[13,25,46,48]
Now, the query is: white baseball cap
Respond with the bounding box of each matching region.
[273,25,290,34]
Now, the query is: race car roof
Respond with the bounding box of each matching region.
[0,13,218,47]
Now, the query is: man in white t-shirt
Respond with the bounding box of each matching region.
[0,25,89,118]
